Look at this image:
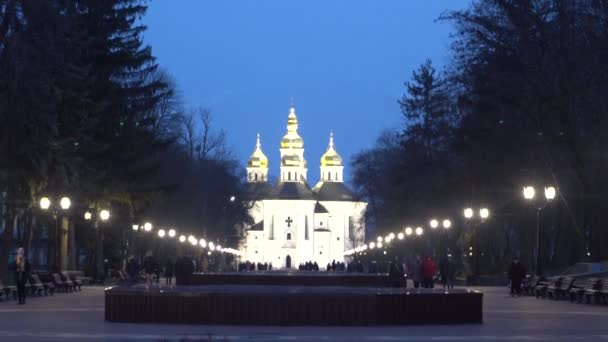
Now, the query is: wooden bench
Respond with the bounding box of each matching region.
[547,276,575,300]
[535,277,559,298]
[569,278,598,302]
[0,280,17,300]
[583,278,606,304]
[31,274,54,296]
[522,276,541,296]
[52,273,70,292]
[26,276,45,296]
[600,278,608,305]
[37,272,57,295]
[63,270,92,286]
[62,272,81,291]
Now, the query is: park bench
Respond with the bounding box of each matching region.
[52,273,71,292]
[26,275,45,296]
[31,274,54,296]
[535,277,560,298]
[600,278,608,304]
[547,276,575,300]
[62,272,81,291]
[0,280,17,300]
[37,272,57,295]
[59,273,76,291]
[569,277,599,303]
[522,276,541,296]
[63,270,92,286]
[583,277,606,304]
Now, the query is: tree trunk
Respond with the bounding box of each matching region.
[69,219,76,270]
[0,210,15,275]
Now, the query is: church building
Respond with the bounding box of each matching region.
[240,105,367,269]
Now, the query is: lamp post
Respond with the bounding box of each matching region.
[39,196,71,271]
[464,207,489,284]
[85,209,110,283]
[523,185,556,276]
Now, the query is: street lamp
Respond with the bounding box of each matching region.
[405,227,413,236]
[39,196,71,271]
[85,209,111,283]
[199,239,206,248]
[99,209,110,221]
[464,206,490,283]
[143,222,152,232]
[442,219,451,229]
[132,224,139,231]
[523,185,556,276]
[397,232,404,240]
[415,227,423,236]
[168,229,176,238]
[430,219,439,229]
[179,235,186,243]
[158,229,166,238]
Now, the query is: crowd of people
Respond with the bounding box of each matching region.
[125,253,198,287]
[299,261,320,271]
[238,261,273,272]
[326,260,346,272]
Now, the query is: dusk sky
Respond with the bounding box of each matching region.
[144,1,469,185]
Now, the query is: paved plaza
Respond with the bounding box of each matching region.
[0,286,607,341]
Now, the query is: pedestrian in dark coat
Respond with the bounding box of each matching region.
[508,259,526,296]
[164,258,174,285]
[126,256,140,284]
[14,247,30,305]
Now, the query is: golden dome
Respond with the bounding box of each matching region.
[280,107,304,149]
[248,133,268,168]
[281,154,301,166]
[320,131,343,167]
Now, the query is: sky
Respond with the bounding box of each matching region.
[143,1,469,185]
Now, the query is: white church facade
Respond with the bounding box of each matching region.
[240,105,367,269]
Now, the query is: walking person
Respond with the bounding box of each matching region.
[421,255,437,288]
[142,252,158,289]
[445,254,456,290]
[508,258,526,297]
[439,254,448,289]
[164,258,174,285]
[14,247,30,305]
[126,256,140,285]
[411,255,422,288]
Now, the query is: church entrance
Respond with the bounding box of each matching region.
[286,255,292,269]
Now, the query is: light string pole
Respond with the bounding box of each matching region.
[39,196,71,271]
[85,209,111,283]
[464,207,490,285]
[523,185,556,276]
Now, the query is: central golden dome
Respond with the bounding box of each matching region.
[280,107,304,149]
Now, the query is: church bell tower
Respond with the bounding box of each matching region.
[319,131,343,182]
[279,105,307,182]
[246,133,268,183]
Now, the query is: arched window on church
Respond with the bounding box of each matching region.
[295,172,298,180]
[328,172,331,181]
[249,173,252,181]
[335,172,338,181]
[254,173,258,181]
[261,174,264,181]
[288,172,291,181]
[286,233,292,240]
